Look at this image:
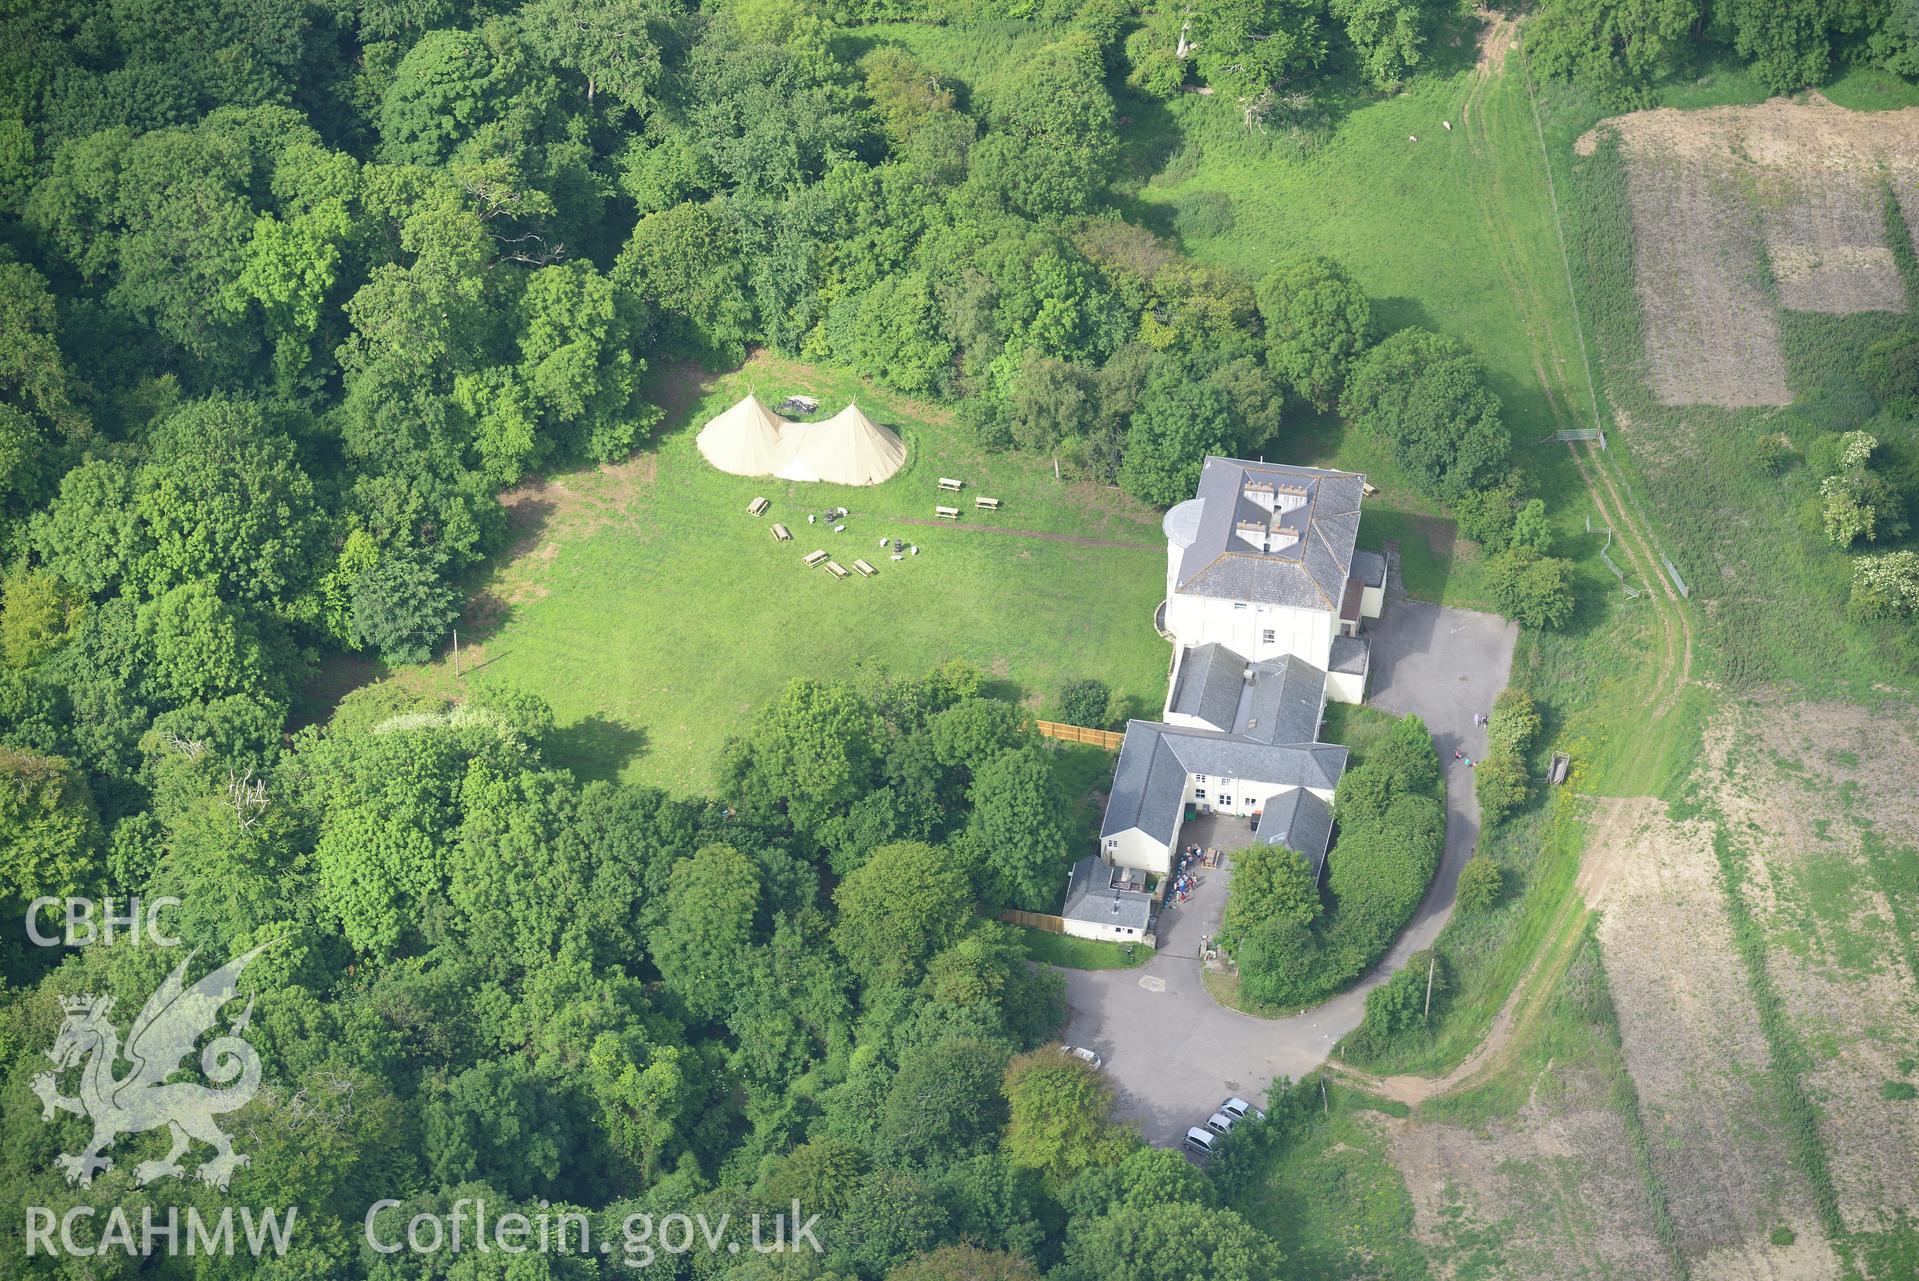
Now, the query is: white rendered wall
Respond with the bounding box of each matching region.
[1163,592,1335,669]
[1105,827,1175,877]
[1061,917,1148,943]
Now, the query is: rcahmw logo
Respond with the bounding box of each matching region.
[27,1205,298,1259]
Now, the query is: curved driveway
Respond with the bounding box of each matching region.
[1059,591,1518,1144]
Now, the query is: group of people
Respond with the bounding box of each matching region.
[1452,709,1492,769]
[1167,844,1210,906]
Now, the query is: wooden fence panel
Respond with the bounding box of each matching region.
[1000,909,1065,933]
[1035,720,1124,751]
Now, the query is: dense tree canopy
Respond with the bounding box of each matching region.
[1256,254,1372,411]
[1343,327,1510,500]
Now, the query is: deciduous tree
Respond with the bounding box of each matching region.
[1000,1049,1132,1185]
[833,841,973,989]
[1343,328,1509,499]
[1255,255,1372,410]
[653,844,762,1023]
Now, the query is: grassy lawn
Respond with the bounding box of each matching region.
[1319,700,1409,763]
[1017,926,1152,969]
[384,355,1174,794]
[1224,1084,1428,1281]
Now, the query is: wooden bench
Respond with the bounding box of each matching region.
[934,505,960,520]
[802,549,828,567]
[853,559,877,577]
[770,523,791,542]
[824,561,850,580]
[975,496,1001,511]
[1361,482,1379,497]
[937,477,964,493]
[747,496,769,516]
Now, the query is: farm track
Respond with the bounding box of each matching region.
[1342,874,1595,1105]
[1497,45,1696,719]
[1348,37,1702,1109]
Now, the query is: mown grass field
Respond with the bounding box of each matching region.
[1016,926,1152,970]
[388,356,1175,794]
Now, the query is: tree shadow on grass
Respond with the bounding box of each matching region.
[546,715,651,784]
[291,653,390,730]
[1369,294,1436,337]
[1419,5,1496,82]
[979,676,1029,707]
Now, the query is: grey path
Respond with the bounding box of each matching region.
[1060,589,1518,1145]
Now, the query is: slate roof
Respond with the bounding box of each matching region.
[1168,643,1245,732]
[1352,549,1388,589]
[1259,787,1336,874]
[1238,653,1325,745]
[1329,634,1371,676]
[1100,722,1347,844]
[1061,855,1155,931]
[1101,650,1346,847]
[1169,457,1366,610]
[1171,644,1327,741]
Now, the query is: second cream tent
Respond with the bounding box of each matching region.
[777,403,907,487]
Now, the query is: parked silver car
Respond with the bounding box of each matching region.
[1204,1110,1236,1136]
[1182,1126,1219,1157]
[1219,1096,1265,1122]
[1060,1044,1103,1069]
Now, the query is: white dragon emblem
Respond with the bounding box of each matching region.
[31,943,270,1190]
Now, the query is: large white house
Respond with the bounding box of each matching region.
[1084,456,1389,886]
[1160,457,1383,703]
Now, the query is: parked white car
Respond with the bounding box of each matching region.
[1182,1126,1219,1157]
[1060,1044,1103,1069]
[1204,1110,1237,1136]
[1219,1096,1265,1122]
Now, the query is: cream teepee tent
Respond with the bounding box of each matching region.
[696,395,791,476]
[777,403,907,486]
[696,396,907,486]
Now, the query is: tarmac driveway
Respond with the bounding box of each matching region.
[1059,590,1518,1145]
